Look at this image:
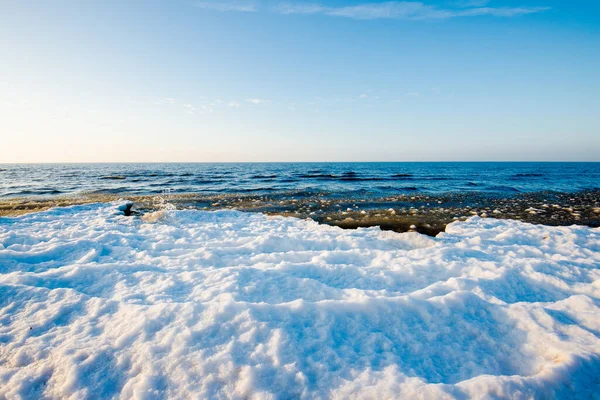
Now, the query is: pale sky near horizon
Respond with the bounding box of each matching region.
[1,0,599,163]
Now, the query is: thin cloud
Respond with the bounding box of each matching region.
[246,98,265,104]
[455,6,549,17]
[194,1,257,12]
[276,2,549,19]
[158,97,176,105]
[203,1,549,20]
[275,3,326,14]
[452,0,490,7]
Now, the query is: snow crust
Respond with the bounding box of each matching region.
[1,202,599,399]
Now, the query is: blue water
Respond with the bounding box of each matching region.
[0,163,599,198]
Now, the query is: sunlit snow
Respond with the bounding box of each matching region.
[1,202,599,399]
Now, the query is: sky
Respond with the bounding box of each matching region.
[1,0,599,162]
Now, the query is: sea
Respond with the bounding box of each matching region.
[0,162,599,199]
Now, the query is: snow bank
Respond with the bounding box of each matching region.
[0,202,599,399]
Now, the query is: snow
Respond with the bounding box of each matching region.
[1,202,599,399]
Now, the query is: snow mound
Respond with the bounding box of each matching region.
[1,202,599,399]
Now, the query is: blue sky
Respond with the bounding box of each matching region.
[1,0,599,162]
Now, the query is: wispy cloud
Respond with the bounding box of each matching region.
[151,96,271,113]
[184,104,196,114]
[275,1,549,19]
[246,98,265,104]
[452,0,490,7]
[196,1,549,20]
[153,98,213,114]
[194,1,257,12]
[159,97,176,105]
[357,93,381,100]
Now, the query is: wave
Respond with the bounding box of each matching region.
[298,173,338,179]
[339,177,385,181]
[488,185,521,193]
[513,173,545,178]
[421,176,452,181]
[251,174,278,179]
[297,172,387,182]
[132,172,195,178]
[194,179,226,185]
[3,189,64,196]
[240,187,278,192]
[85,187,131,194]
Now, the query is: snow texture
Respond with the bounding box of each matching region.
[1,202,599,399]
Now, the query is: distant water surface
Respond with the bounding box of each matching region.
[0,162,599,199]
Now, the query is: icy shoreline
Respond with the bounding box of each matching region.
[1,202,599,398]
[2,190,599,236]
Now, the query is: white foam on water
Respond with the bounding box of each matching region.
[0,202,599,399]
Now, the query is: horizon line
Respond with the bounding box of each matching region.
[2,161,600,164]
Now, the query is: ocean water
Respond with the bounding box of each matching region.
[0,162,599,198]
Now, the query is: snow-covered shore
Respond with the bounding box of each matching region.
[1,202,599,399]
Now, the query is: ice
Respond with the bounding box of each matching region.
[0,202,599,399]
